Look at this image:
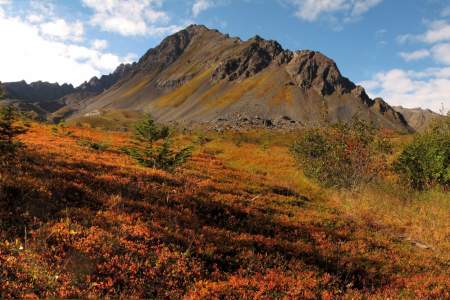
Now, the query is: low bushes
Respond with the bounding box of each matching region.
[395,114,450,190]
[291,119,392,189]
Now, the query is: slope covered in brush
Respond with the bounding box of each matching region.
[1,123,449,298]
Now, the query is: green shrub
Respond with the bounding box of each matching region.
[52,119,73,137]
[0,105,28,157]
[77,139,110,151]
[291,118,392,189]
[126,115,192,172]
[0,84,5,100]
[395,113,450,190]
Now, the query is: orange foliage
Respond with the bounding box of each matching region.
[0,124,448,299]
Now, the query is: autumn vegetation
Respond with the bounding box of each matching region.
[395,114,450,190]
[0,107,449,299]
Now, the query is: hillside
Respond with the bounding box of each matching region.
[394,106,443,132]
[1,123,449,298]
[57,25,409,132]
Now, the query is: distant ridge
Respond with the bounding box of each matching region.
[394,106,442,132]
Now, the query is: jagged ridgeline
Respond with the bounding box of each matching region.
[1,25,438,131]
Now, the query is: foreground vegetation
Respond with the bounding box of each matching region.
[0,113,449,298]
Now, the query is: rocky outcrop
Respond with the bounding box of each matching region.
[205,113,303,131]
[286,51,355,96]
[212,36,290,81]
[370,98,410,128]
[156,75,195,89]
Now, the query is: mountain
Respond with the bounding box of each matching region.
[63,25,410,132]
[0,64,133,121]
[50,63,134,121]
[1,25,417,132]
[394,106,442,132]
[0,80,75,112]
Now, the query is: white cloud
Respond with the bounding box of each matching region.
[399,49,430,62]
[0,0,9,17]
[360,68,450,113]
[286,0,383,22]
[351,0,382,17]
[82,0,179,37]
[192,0,215,17]
[0,11,135,86]
[91,39,108,50]
[431,43,450,65]
[27,14,44,23]
[39,19,84,42]
[397,21,450,66]
[399,20,450,44]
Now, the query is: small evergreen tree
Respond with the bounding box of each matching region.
[0,105,28,156]
[127,115,192,172]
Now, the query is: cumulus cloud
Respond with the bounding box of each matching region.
[399,49,430,62]
[39,19,84,42]
[82,0,181,37]
[431,43,450,65]
[286,0,383,22]
[351,0,382,16]
[0,10,135,86]
[360,68,450,113]
[192,0,216,17]
[397,21,450,66]
[398,20,450,44]
[91,39,108,50]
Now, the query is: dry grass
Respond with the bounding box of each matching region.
[0,124,449,299]
[154,68,214,108]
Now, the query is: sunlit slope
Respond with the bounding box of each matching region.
[69,25,410,132]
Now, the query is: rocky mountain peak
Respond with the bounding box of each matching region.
[212,35,290,81]
[285,50,355,96]
[184,24,212,35]
[137,29,192,73]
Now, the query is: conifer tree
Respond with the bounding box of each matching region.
[0,84,4,100]
[0,105,28,156]
[127,115,192,172]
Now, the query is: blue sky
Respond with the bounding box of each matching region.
[0,0,449,112]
